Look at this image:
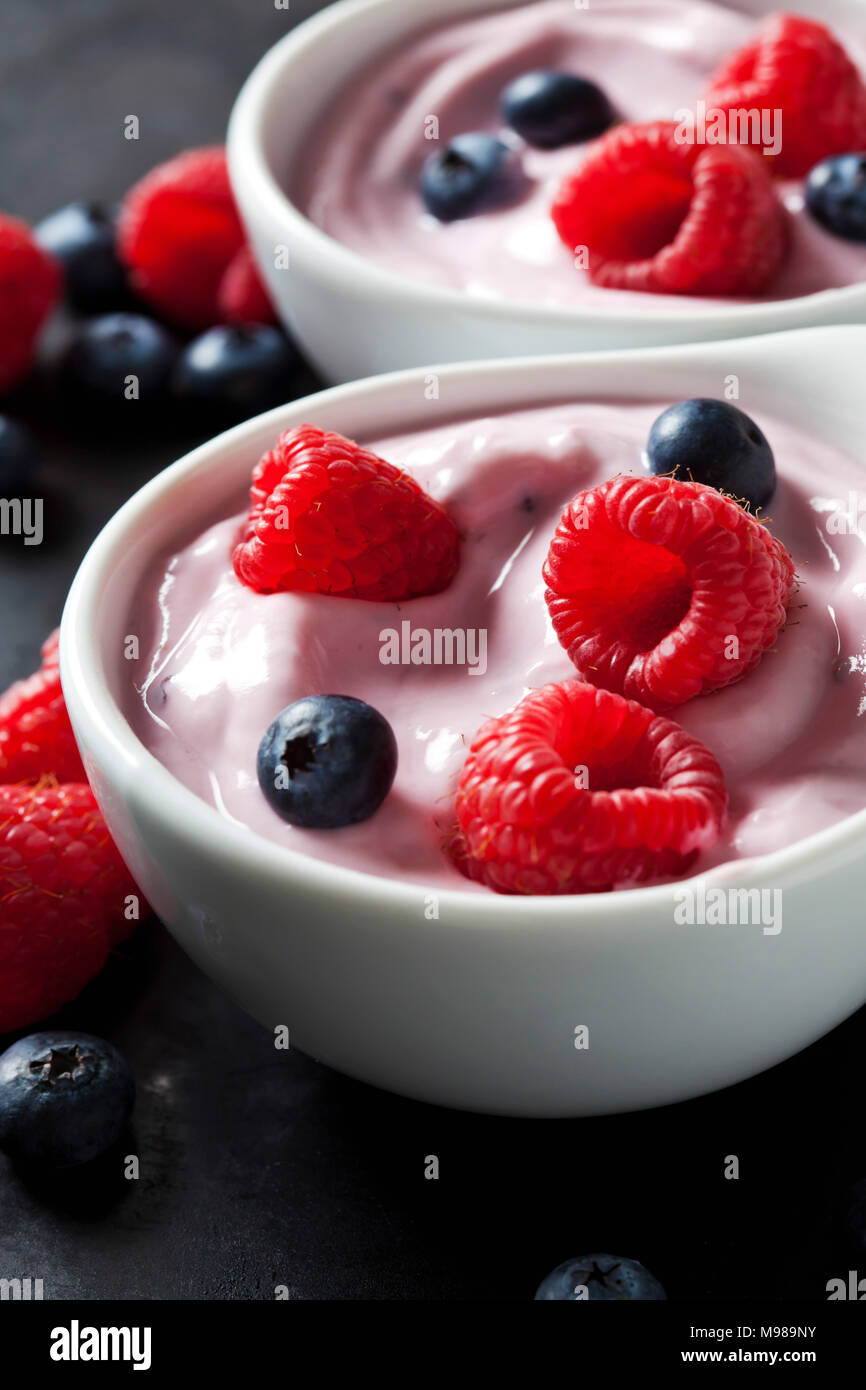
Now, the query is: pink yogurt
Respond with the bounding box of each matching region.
[123,400,866,892]
[295,0,866,307]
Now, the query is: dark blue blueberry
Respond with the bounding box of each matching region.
[257,695,398,829]
[0,1032,134,1168]
[60,312,178,404]
[421,133,526,222]
[35,202,128,313]
[646,398,776,511]
[535,1254,667,1301]
[0,415,40,494]
[172,324,300,420]
[805,153,866,243]
[502,71,614,149]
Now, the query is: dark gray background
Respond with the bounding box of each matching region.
[0,0,863,1300]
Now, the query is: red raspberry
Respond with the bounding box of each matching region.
[551,120,788,295]
[218,243,278,325]
[451,680,727,895]
[544,474,795,710]
[0,782,142,1032]
[705,14,866,178]
[0,630,85,784]
[0,214,61,392]
[233,425,460,600]
[118,147,245,328]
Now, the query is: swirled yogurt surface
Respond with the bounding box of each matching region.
[123,399,866,891]
[295,0,866,306]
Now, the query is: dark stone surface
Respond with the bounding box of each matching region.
[0,0,863,1302]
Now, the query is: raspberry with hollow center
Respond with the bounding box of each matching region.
[451,679,728,895]
[233,424,460,600]
[705,13,866,178]
[543,474,796,710]
[551,120,788,295]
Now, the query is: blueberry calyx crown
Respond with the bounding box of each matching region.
[421,133,525,222]
[257,694,398,829]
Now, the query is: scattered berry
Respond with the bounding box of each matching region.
[805,152,866,242]
[233,424,460,599]
[502,71,614,148]
[0,415,41,496]
[34,202,127,314]
[646,399,776,511]
[0,213,62,394]
[705,14,866,178]
[544,474,795,709]
[452,679,727,895]
[0,1032,134,1168]
[172,324,297,419]
[0,782,141,1034]
[257,695,398,829]
[60,311,178,405]
[118,146,244,328]
[0,629,85,784]
[421,133,527,221]
[535,1254,667,1301]
[217,243,278,324]
[551,120,788,295]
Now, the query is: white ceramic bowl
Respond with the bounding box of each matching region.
[61,326,866,1117]
[228,0,866,383]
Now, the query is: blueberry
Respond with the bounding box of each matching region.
[0,1032,134,1168]
[646,398,776,511]
[502,71,614,149]
[257,695,398,829]
[805,153,866,242]
[60,312,178,405]
[0,415,40,494]
[421,133,526,222]
[535,1254,666,1301]
[35,202,128,313]
[172,324,300,420]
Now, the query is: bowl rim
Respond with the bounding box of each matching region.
[226,0,866,330]
[60,331,866,924]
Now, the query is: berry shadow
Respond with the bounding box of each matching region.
[8,1127,136,1218]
